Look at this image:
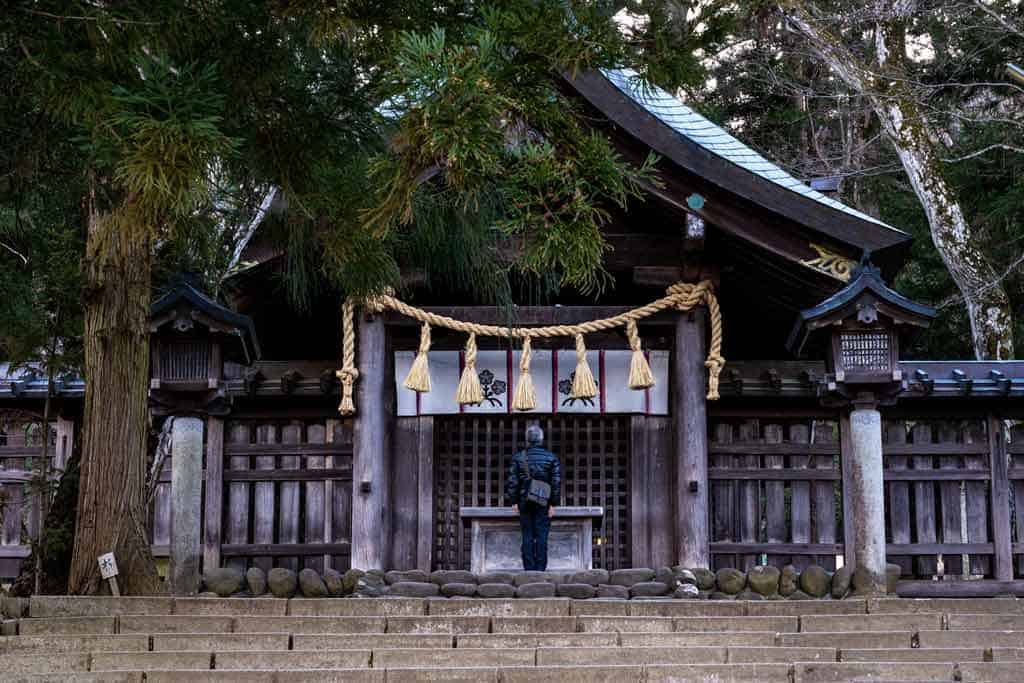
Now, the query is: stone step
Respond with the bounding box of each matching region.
[625,601,747,617]
[119,615,234,634]
[491,616,576,633]
[91,652,212,671]
[383,616,490,634]
[373,647,535,668]
[947,613,1024,631]
[1,635,150,654]
[990,647,1024,660]
[957,662,1022,682]
[800,614,944,633]
[793,661,955,682]
[9,674,143,683]
[29,596,172,618]
[429,598,570,617]
[535,646,726,666]
[0,652,90,674]
[728,647,834,663]
[383,668,499,683]
[644,663,792,682]
[577,616,673,632]
[500,665,642,682]
[456,633,617,649]
[619,631,777,647]
[918,629,1024,648]
[287,599,425,617]
[216,649,371,670]
[234,615,386,633]
[293,633,453,650]
[868,597,1023,614]
[171,598,286,617]
[151,633,290,652]
[673,616,799,632]
[17,616,117,635]
[778,631,915,649]
[839,648,987,662]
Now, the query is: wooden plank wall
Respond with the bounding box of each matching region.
[149,417,354,574]
[0,420,60,578]
[707,417,842,571]
[882,417,1002,580]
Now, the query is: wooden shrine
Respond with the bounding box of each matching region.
[3,67,1024,597]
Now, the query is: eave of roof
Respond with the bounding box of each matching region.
[563,68,913,264]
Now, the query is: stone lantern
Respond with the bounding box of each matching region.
[788,257,934,592]
[149,272,260,413]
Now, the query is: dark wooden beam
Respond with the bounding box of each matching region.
[674,309,709,568]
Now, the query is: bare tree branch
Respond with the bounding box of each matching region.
[942,143,1024,163]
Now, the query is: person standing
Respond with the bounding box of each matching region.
[505,425,562,571]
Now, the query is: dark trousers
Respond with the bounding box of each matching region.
[519,503,551,571]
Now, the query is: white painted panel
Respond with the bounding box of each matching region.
[603,351,648,414]
[463,351,511,414]
[554,350,601,414]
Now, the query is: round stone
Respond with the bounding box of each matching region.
[268,568,298,598]
[831,566,854,599]
[736,590,764,601]
[608,569,656,587]
[516,582,556,599]
[477,583,516,598]
[386,570,430,585]
[389,581,441,598]
[630,581,670,598]
[441,582,477,597]
[800,565,831,598]
[709,591,736,600]
[787,589,813,600]
[747,566,781,597]
[654,567,678,589]
[342,569,364,596]
[323,568,345,597]
[596,584,630,600]
[675,569,698,586]
[514,571,562,586]
[674,583,700,599]
[245,567,267,597]
[715,568,746,595]
[557,583,597,599]
[569,569,609,586]
[779,565,799,596]
[203,567,244,597]
[298,568,329,598]
[478,572,516,585]
[691,568,716,591]
[430,570,477,586]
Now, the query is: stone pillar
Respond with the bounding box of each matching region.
[846,398,887,591]
[674,309,710,569]
[169,416,204,594]
[351,312,392,570]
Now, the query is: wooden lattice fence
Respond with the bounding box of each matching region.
[432,415,632,571]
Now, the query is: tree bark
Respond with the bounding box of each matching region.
[780,1,1014,360]
[68,208,164,595]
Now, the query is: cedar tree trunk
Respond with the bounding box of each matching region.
[68,210,164,595]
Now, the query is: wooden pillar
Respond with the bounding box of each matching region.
[674,308,709,569]
[169,417,204,594]
[416,416,434,572]
[989,414,1013,582]
[351,312,393,570]
[203,417,224,573]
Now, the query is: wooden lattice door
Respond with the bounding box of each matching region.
[433,415,631,570]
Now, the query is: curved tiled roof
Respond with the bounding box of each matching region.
[602,68,900,233]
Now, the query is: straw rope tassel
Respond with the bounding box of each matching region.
[626,319,655,390]
[403,322,432,393]
[703,291,725,400]
[455,333,484,405]
[570,333,598,399]
[512,336,537,411]
[335,299,360,416]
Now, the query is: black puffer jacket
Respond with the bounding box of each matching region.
[505,446,562,507]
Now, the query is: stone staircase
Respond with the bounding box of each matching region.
[3,595,1024,681]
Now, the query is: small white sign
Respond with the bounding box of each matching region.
[97,552,119,579]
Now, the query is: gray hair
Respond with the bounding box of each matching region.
[526,424,544,446]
